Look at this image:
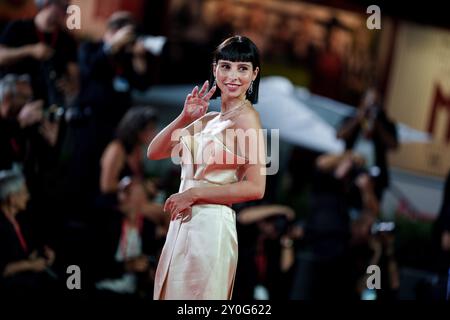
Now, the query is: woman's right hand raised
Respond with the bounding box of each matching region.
[182,80,216,123]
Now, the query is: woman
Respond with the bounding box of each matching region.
[100,106,158,195]
[0,169,56,297]
[99,107,167,227]
[147,36,266,300]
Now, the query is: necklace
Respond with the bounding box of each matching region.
[220,100,249,119]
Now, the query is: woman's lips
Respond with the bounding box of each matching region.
[225,83,240,91]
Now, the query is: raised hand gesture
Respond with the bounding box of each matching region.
[182,80,216,123]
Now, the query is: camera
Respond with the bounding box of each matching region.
[44,104,65,123]
[371,221,395,235]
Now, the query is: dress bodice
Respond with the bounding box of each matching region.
[178,112,247,192]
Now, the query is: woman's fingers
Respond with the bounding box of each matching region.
[198,80,209,98]
[164,197,172,213]
[203,84,217,101]
[191,86,199,98]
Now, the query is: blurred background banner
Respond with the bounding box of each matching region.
[385,22,450,177]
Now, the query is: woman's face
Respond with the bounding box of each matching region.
[12,184,29,212]
[214,60,259,100]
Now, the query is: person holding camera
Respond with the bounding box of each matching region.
[0,74,59,172]
[337,86,398,201]
[0,0,79,110]
[290,151,380,300]
[78,11,154,160]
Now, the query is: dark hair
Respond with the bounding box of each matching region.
[210,35,261,104]
[116,106,158,154]
[106,11,135,31]
[35,0,68,11]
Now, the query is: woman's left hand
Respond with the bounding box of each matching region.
[164,189,195,220]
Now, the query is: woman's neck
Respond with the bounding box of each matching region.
[220,95,247,114]
[1,204,17,223]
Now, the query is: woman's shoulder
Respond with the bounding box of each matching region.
[101,140,126,163]
[235,104,262,129]
[105,140,126,154]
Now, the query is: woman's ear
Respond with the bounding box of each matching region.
[253,67,259,81]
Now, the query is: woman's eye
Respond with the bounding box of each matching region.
[221,64,230,70]
[239,67,249,71]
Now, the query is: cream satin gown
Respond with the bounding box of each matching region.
[154,112,246,300]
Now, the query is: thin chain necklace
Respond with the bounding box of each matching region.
[220,99,249,120]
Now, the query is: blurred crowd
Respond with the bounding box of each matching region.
[0,0,449,301]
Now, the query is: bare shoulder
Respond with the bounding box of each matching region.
[105,140,125,155]
[235,104,262,130]
[102,140,125,163]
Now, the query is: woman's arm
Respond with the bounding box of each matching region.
[164,109,267,217]
[237,205,295,225]
[2,258,48,277]
[100,141,126,193]
[147,81,216,160]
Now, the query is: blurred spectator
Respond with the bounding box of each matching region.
[234,204,301,300]
[78,11,154,159]
[431,170,450,276]
[0,0,79,109]
[0,74,59,171]
[0,72,64,253]
[355,226,400,300]
[0,168,58,298]
[341,28,375,106]
[98,106,168,232]
[290,151,379,300]
[100,106,158,196]
[241,4,269,56]
[159,0,210,84]
[308,17,347,100]
[337,86,398,200]
[208,0,234,48]
[93,176,160,301]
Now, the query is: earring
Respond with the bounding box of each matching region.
[212,79,216,87]
[248,81,254,95]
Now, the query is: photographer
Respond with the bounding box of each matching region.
[0,74,59,172]
[337,86,398,201]
[78,11,155,160]
[291,151,380,300]
[0,0,79,110]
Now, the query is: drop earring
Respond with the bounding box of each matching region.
[248,81,254,95]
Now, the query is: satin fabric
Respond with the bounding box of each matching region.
[154,112,245,300]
